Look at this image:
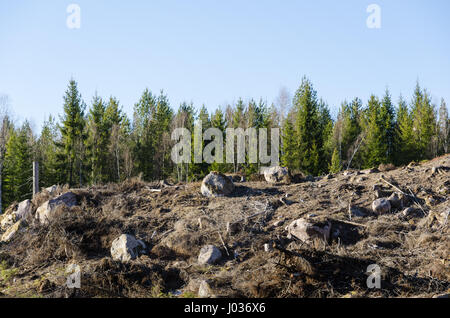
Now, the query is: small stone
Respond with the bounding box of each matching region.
[198,245,222,265]
[388,192,403,210]
[372,198,391,215]
[263,166,290,184]
[198,280,213,298]
[264,243,273,252]
[201,172,235,197]
[286,218,331,243]
[402,207,416,217]
[110,234,146,262]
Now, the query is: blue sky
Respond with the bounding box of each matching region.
[1,0,449,131]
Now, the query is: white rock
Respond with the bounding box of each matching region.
[0,213,15,230]
[372,198,391,215]
[14,199,33,220]
[264,166,289,183]
[110,234,146,262]
[286,218,331,242]
[264,243,273,252]
[36,192,77,224]
[1,219,25,242]
[198,280,213,298]
[1,199,32,229]
[198,245,222,265]
[201,172,235,197]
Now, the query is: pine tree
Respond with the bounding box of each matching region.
[58,79,86,186]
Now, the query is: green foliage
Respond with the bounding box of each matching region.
[1,77,446,209]
[2,123,33,209]
[329,147,342,173]
[57,78,87,186]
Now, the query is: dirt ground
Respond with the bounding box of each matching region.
[0,155,449,298]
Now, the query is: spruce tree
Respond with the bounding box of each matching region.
[293,77,321,175]
[361,95,384,168]
[2,124,33,209]
[133,89,157,180]
[58,79,86,186]
[281,114,297,169]
[86,93,109,184]
[380,89,396,163]
[329,147,342,173]
[394,95,415,165]
[37,115,60,187]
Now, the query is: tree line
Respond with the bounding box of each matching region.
[0,77,449,211]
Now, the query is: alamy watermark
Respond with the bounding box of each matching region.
[171,121,280,167]
[66,4,81,29]
[66,264,81,289]
[366,4,381,29]
[366,264,381,289]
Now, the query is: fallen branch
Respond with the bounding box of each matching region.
[217,231,230,256]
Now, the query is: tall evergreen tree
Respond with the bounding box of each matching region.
[380,89,396,163]
[2,124,33,209]
[411,82,437,160]
[361,95,384,168]
[394,95,415,165]
[37,115,60,187]
[293,77,321,175]
[133,89,157,180]
[86,93,109,184]
[58,79,86,186]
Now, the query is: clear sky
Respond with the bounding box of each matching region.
[1,0,449,131]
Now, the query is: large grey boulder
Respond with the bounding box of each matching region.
[201,172,235,197]
[286,218,331,243]
[198,245,222,265]
[36,192,78,224]
[372,198,391,215]
[263,166,290,183]
[110,234,146,262]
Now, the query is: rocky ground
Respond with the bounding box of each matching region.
[0,156,449,298]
